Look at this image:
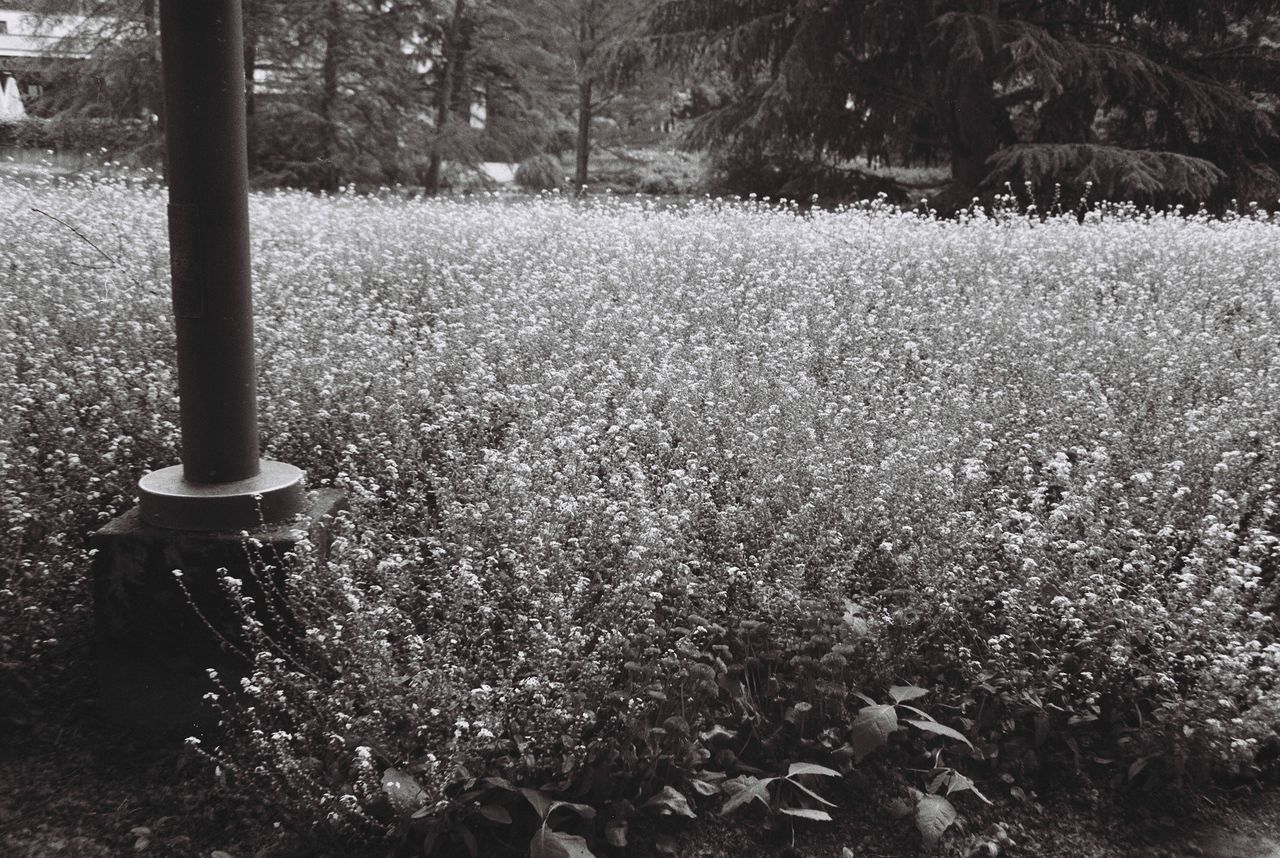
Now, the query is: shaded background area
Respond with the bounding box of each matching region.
[0,0,1276,209]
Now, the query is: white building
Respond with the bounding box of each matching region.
[0,6,97,118]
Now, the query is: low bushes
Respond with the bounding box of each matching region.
[515,154,565,191]
[600,149,707,195]
[2,178,1278,853]
[0,115,153,160]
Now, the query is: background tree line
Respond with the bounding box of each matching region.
[19,0,672,191]
[12,0,1280,208]
[657,0,1280,211]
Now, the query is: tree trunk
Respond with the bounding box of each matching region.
[945,75,1001,196]
[574,76,592,189]
[243,0,259,176]
[426,0,466,195]
[319,0,342,191]
[930,0,1006,213]
[573,7,593,191]
[143,0,164,172]
[449,16,473,118]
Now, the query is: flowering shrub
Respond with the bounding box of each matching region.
[2,173,1278,851]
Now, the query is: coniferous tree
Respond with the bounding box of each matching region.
[654,0,1280,208]
[506,0,660,187]
[250,0,427,189]
[412,0,573,193]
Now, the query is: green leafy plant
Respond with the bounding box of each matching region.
[721,762,842,823]
[846,685,975,763]
[885,768,994,851]
[385,771,518,857]
[522,788,597,858]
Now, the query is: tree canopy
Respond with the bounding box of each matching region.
[15,0,1280,204]
[654,0,1280,208]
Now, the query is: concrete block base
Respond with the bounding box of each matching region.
[92,488,347,734]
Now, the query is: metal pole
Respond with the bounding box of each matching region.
[160,0,257,482]
[138,0,303,530]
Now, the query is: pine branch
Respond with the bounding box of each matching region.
[986,143,1226,201]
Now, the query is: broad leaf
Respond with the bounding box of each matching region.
[780,807,833,821]
[605,820,627,848]
[945,771,993,805]
[784,779,838,807]
[530,828,596,858]
[849,704,899,762]
[927,770,950,795]
[548,800,596,820]
[642,786,697,818]
[477,804,512,824]
[700,724,736,743]
[915,794,957,848]
[787,762,841,779]
[458,824,478,858]
[889,684,929,704]
[520,788,552,820]
[381,768,426,812]
[886,796,914,819]
[904,718,974,750]
[842,600,869,637]
[721,776,775,815]
[691,778,719,797]
[480,776,516,792]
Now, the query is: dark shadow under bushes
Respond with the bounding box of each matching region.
[0,116,156,165]
[705,147,920,206]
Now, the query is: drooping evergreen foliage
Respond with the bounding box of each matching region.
[249,0,428,189]
[654,0,1280,208]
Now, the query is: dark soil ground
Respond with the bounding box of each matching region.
[4,642,1280,858]
[3,688,1278,858]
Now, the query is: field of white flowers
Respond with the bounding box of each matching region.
[2,172,1278,852]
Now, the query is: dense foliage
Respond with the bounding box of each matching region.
[2,174,1279,853]
[654,0,1280,209]
[18,0,677,192]
[21,1,1280,202]
[0,115,148,153]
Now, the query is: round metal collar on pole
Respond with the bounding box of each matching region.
[139,461,305,531]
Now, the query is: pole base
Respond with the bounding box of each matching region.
[94,488,348,734]
[138,460,306,531]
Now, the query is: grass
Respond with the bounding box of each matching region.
[1,171,1278,855]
